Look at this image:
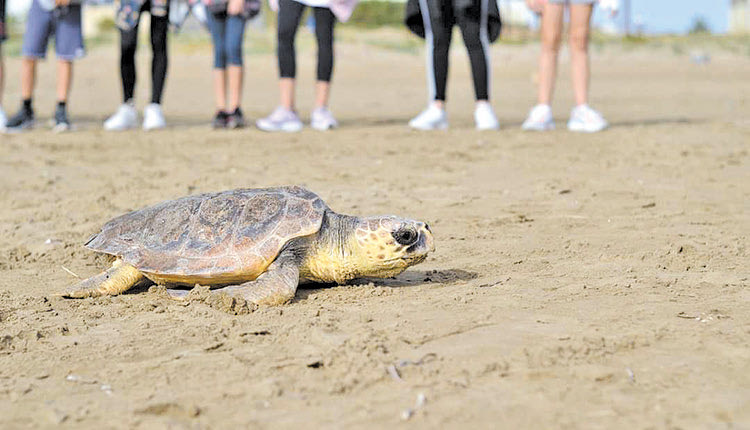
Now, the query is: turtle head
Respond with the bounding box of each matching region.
[350,216,435,279]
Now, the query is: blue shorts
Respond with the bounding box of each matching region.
[21,0,85,60]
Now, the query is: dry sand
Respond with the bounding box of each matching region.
[1,29,749,428]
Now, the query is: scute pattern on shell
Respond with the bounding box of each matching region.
[85,186,328,280]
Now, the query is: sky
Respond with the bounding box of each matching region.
[591,0,730,34]
[8,0,735,34]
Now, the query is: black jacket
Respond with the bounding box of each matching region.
[405,0,502,42]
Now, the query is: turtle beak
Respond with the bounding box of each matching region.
[421,225,435,253]
[417,223,435,254]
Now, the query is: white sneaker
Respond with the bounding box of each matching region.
[256,107,303,132]
[103,102,138,131]
[522,104,555,131]
[0,107,7,131]
[310,107,338,131]
[409,105,448,130]
[474,102,499,130]
[568,104,608,133]
[143,103,166,131]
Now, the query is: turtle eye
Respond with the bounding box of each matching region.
[393,228,418,246]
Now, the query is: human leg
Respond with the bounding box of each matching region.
[0,45,5,128]
[408,0,451,130]
[566,2,607,132]
[5,58,37,129]
[257,0,304,132]
[53,60,73,131]
[0,0,5,110]
[52,4,84,131]
[208,12,228,113]
[455,2,499,130]
[120,25,139,103]
[225,14,246,113]
[276,0,304,110]
[10,0,54,129]
[456,10,488,101]
[149,11,169,105]
[537,1,564,105]
[521,1,563,131]
[103,6,140,130]
[308,7,337,130]
[568,3,592,106]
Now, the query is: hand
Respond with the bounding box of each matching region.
[227,0,243,16]
[56,0,71,6]
[525,0,546,14]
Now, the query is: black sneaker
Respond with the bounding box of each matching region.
[226,108,246,129]
[212,110,229,129]
[53,104,71,132]
[6,106,35,131]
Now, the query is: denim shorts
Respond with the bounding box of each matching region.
[207,12,246,68]
[22,0,85,60]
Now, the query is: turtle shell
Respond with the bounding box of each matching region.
[85,186,329,286]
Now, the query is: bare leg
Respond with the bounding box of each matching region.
[56,60,73,102]
[62,259,146,298]
[213,69,227,111]
[227,65,243,111]
[314,81,329,109]
[168,253,299,305]
[280,77,295,110]
[537,3,564,105]
[0,46,4,106]
[21,58,37,99]
[569,4,593,106]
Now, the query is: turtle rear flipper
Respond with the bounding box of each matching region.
[167,253,299,306]
[61,259,146,298]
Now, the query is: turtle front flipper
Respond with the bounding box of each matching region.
[167,253,300,306]
[61,259,146,298]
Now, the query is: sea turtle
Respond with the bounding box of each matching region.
[63,186,435,305]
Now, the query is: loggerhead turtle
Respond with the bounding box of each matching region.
[63,186,434,305]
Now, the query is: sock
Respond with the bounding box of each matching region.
[22,99,33,113]
[57,101,67,110]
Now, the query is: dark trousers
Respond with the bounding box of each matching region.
[277,0,336,82]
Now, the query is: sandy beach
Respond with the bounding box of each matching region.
[0,29,749,428]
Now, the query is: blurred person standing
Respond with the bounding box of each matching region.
[255,0,358,132]
[204,0,259,128]
[103,0,171,131]
[5,0,85,132]
[522,0,617,132]
[0,0,6,129]
[405,0,502,130]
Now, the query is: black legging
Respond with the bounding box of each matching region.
[423,0,489,101]
[120,2,169,104]
[277,0,335,82]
